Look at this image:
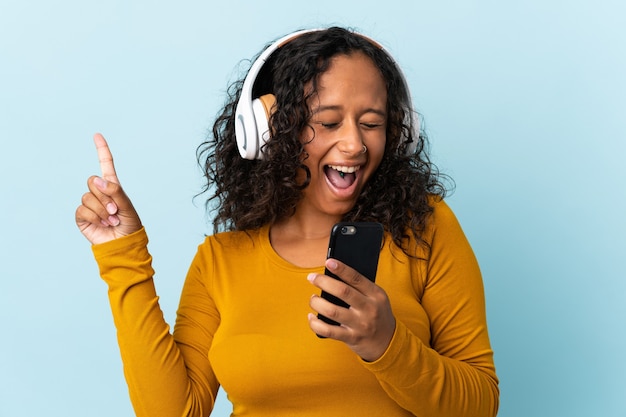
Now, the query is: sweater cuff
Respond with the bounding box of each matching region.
[92,227,149,258]
[91,227,154,288]
[361,320,414,374]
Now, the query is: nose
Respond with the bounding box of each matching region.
[337,121,365,156]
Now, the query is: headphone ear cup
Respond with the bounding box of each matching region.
[235,100,259,160]
[251,94,277,159]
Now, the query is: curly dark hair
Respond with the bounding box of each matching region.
[197,27,450,255]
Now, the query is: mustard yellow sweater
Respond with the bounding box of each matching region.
[93,200,498,416]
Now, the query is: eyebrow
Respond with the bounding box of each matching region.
[311,105,387,118]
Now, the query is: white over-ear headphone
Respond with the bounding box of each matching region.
[234,28,419,160]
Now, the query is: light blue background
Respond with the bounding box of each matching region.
[1,0,624,416]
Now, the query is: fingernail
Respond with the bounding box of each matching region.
[106,202,118,215]
[108,215,120,226]
[326,259,338,270]
[94,177,107,190]
[307,273,316,283]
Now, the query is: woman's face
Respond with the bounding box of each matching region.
[298,51,387,219]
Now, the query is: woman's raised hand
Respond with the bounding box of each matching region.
[75,133,143,245]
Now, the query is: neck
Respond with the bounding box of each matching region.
[272,206,342,240]
[268,209,342,268]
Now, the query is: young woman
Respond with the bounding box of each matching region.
[76,27,499,416]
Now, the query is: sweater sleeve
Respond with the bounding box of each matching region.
[92,228,219,417]
[362,201,499,417]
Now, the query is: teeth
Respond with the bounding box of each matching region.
[328,165,360,174]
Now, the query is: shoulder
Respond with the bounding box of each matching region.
[401,196,471,258]
[388,197,462,259]
[188,227,267,274]
[428,196,457,225]
[425,196,466,236]
[200,227,265,254]
[426,197,477,262]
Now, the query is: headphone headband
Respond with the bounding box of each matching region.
[234,28,418,160]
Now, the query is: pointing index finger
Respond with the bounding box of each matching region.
[94,133,119,184]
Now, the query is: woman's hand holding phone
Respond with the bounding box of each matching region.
[307,258,396,363]
[75,133,143,245]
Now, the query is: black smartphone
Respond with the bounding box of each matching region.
[317,222,384,327]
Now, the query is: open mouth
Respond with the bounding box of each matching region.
[324,164,361,189]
